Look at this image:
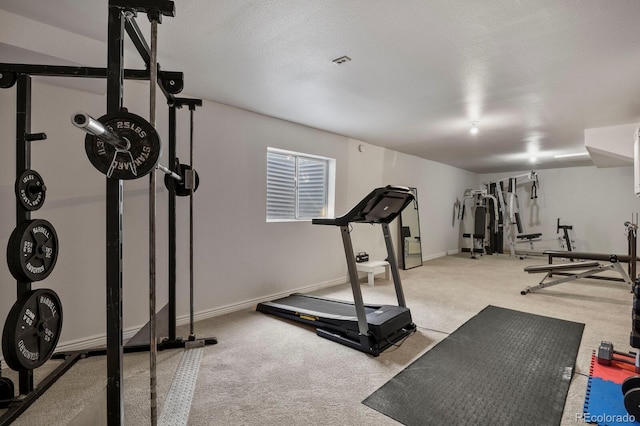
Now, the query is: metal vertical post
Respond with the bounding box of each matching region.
[148,17,159,426]
[630,217,637,282]
[189,105,195,338]
[489,182,503,254]
[382,222,408,308]
[167,104,177,342]
[340,226,370,339]
[15,74,33,395]
[106,5,125,425]
[635,213,639,281]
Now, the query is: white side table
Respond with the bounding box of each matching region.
[355,260,390,286]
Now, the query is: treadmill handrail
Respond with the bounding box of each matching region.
[312,185,414,226]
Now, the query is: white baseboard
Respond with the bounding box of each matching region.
[447,249,459,255]
[7,276,349,359]
[53,327,141,353]
[1,328,140,364]
[178,276,348,326]
[423,251,447,261]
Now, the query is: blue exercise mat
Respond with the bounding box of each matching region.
[584,377,640,425]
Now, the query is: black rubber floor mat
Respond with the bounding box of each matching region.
[363,305,584,426]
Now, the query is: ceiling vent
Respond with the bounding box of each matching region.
[332,55,351,65]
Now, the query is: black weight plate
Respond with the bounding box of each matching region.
[625,387,640,419]
[6,219,59,282]
[0,377,14,407]
[84,111,162,180]
[161,76,183,95]
[1,289,63,371]
[6,224,21,278]
[164,163,200,196]
[623,376,640,395]
[6,221,31,283]
[0,71,17,89]
[15,169,46,211]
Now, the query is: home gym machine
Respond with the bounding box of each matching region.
[458,172,540,257]
[257,186,416,356]
[483,171,575,258]
[497,171,543,256]
[0,2,214,425]
[458,188,499,258]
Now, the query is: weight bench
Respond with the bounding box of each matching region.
[521,252,635,295]
[546,250,638,280]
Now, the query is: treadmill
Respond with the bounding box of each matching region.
[257,185,417,356]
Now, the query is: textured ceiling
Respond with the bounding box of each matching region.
[1,1,640,173]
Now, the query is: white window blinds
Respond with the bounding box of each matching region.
[267,149,332,221]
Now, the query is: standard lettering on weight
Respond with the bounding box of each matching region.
[20,189,42,206]
[18,340,38,361]
[27,263,45,274]
[134,146,151,166]
[115,161,134,171]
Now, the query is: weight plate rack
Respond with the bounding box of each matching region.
[0,73,65,422]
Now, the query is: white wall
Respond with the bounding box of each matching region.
[0,78,476,351]
[12,77,639,353]
[481,166,640,254]
[345,142,476,262]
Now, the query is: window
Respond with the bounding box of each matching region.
[266,147,335,221]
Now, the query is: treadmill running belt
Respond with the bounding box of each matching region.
[265,294,378,319]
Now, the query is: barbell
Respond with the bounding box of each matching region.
[71,111,198,193]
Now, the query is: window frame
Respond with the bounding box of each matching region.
[266,147,335,222]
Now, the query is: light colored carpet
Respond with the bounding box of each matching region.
[0,253,632,425]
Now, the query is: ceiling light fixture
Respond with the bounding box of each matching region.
[530,156,538,164]
[469,122,479,135]
[553,152,590,159]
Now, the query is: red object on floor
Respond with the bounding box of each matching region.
[590,351,640,384]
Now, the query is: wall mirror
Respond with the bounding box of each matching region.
[399,187,422,269]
